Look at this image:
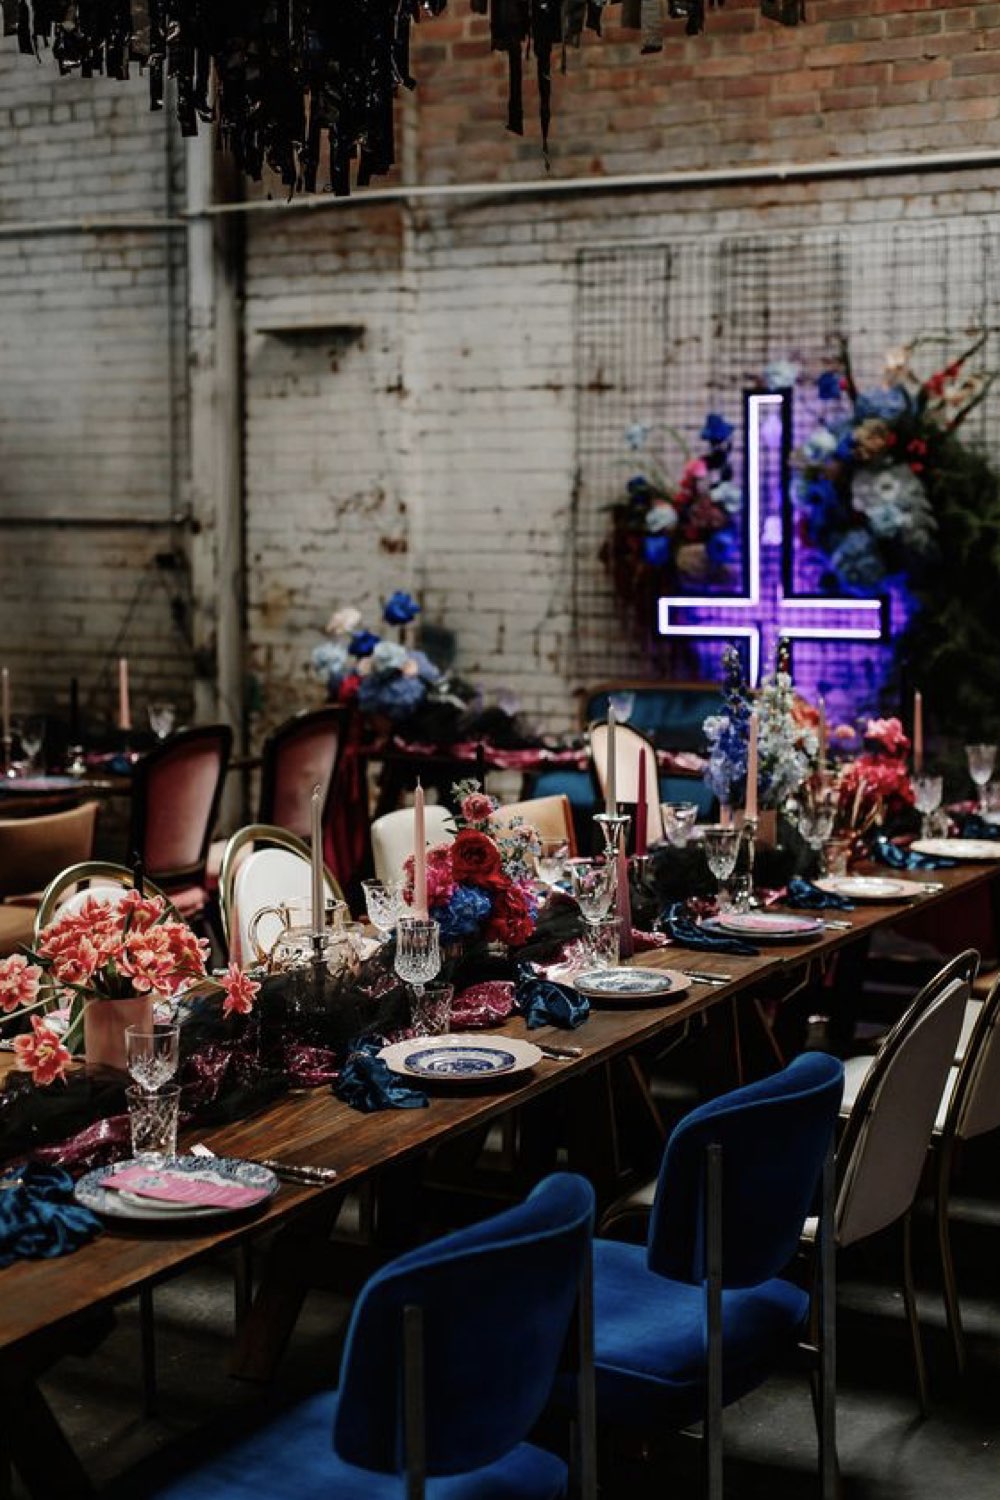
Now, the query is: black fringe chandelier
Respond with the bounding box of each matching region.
[2,2,804,195]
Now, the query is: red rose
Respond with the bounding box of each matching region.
[451,829,503,886]
[485,884,535,948]
[337,673,361,704]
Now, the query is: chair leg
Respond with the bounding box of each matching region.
[817,1144,840,1500]
[705,1144,724,1500]
[900,1210,929,1415]
[139,1285,158,1418]
[934,1140,966,1375]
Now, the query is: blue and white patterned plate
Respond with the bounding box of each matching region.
[379,1034,542,1083]
[74,1156,279,1223]
[572,968,690,1004]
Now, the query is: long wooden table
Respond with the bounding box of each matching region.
[1,860,997,1495]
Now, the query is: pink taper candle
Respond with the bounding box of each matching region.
[412,780,428,919]
[118,656,131,732]
[745,710,759,823]
[635,748,648,857]
[913,690,924,774]
[310,785,324,935]
[1,667,9,741]
[616,832,634,959]
[720,803,733,828]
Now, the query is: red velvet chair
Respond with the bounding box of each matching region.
[129,725,232,919]
[257,705,345,840]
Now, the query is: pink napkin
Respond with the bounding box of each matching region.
[101,1164,270,1209]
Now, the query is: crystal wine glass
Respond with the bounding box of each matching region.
[660,802,699,847]
[912,773,944,837]
[965,745,997,809]
[16,716,44,772]
[148,702,178,741]
[535,837,570,889]
[394,917,441,1001]
[125,1022,180,1094]
[362,879,404,943]
[607,691,635,723]
[569,860,616,954]
[702,826,743,911]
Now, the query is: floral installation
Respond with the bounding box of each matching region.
[0,890,261,1086]
[834,716,915,838]
[791,335,993,595]
[702,643,819,810]
[401,781,541,949]
[602,414,743,630]
[312,590,457,726]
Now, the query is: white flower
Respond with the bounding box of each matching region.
[645,502,679,534]
[802,427,837,463]
[764,360,799,392]
[711,480,743,516]
[371,640,409,673]
[625,422,652,452]
[326,605,362,637]
[851,464,936,548]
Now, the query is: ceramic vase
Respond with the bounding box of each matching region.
[83,994,153,1075]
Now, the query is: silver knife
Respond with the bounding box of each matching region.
[538,1043,584,1060]
[680,970,732,985]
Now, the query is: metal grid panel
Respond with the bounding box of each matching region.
[573,218,1000,709]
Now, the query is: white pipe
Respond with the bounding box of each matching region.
[2,147,1000,236]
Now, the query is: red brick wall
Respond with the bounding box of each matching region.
[409,0,999,182]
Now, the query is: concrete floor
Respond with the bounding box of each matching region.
[18,1181,999,1500]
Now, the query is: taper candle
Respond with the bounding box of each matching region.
[635,748,648,857]
[118,656,131,732]
[1,667,9,741]
[818,696,828,772]
[310,785,324,935]
[413,780,428,919]
[913,690,924,774]
[605,706,617,817]
[745,710,759,823]
[720,803,733,828]
[69,676,80,743]
[616,832,634,959]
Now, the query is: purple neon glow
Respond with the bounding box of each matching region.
[656,392,902,722]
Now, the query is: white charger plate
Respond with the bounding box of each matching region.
[75,1156,278,1223]
[911,838,1000,861]
[814,875,916,902]
[572,968,690,1004]
[379,1033,542,1083]
[702,912,824,943]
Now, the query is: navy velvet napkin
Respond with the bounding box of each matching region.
[0,1162,102,1269]
[782,877,854,911]
[333,1042,428,1112]
[659,902,759,957]
[958,813,1000,841]
[514,963,590,1030]
[871,835,956,871]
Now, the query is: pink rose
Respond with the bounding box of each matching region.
[461,793,495,825]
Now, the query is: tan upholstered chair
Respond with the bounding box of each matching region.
[590,720,666,844]
[491,794,578,857]
[0,802,99,955]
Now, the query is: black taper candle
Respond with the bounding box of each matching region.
[475,740,487,792]
[132,854,144,897]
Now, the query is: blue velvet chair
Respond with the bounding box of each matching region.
[584,1054,844,1500]
[148,1172,596,1500]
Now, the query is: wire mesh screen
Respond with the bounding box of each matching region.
[572,218,1000,701]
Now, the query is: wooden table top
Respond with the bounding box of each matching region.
[1,858,996,1358]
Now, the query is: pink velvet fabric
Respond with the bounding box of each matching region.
[141,743,225,878]
[269,721,341,839]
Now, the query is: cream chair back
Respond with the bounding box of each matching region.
[370,804,453,885]
[230,847,342,966]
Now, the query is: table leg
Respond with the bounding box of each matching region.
[0,1381,95,1499]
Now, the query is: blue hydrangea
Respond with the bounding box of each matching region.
[706,527,738,566]
[383,590,421,626]
[357,672,427,721]
[816,371,842,401]
[407,649,442,685]
[831,530,886,591]
[371,640,409,672]
[311,641,349,685]
[643,534,670,566]
[432,884,493,942]
[855,385,908,422]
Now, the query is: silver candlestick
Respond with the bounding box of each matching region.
[741,817,759,908]
[593,811,631,860]
[1,734,12,778]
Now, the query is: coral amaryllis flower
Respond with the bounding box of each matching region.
[13,1015,72,1086]
[220,963,260,1018]
[0,953,42,1014]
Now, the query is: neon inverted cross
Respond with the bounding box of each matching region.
[656,392,887,685]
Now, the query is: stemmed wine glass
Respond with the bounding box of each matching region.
[912,773,944,838]
[607,691,635,723]
[569,860,616,958]
[125,1022,180,1093]
[148,702,177,741]
[362,879,404,943]
[394,917,441,1002]
[535,838,570,890]
[702,826,743,912]
[15,716,44,773]
[965,745,997,810]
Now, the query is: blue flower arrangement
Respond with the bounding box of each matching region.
[311,591,443,724]
[702,645,818,810]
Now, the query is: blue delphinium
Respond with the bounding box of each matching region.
[433,884,493,942]
[643,534,670,566]
[816,370,842,401]
[702,645,752,805]
[383,590,421,626]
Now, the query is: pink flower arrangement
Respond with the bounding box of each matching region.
[837,716,915,835]
[0,890,263,1086]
